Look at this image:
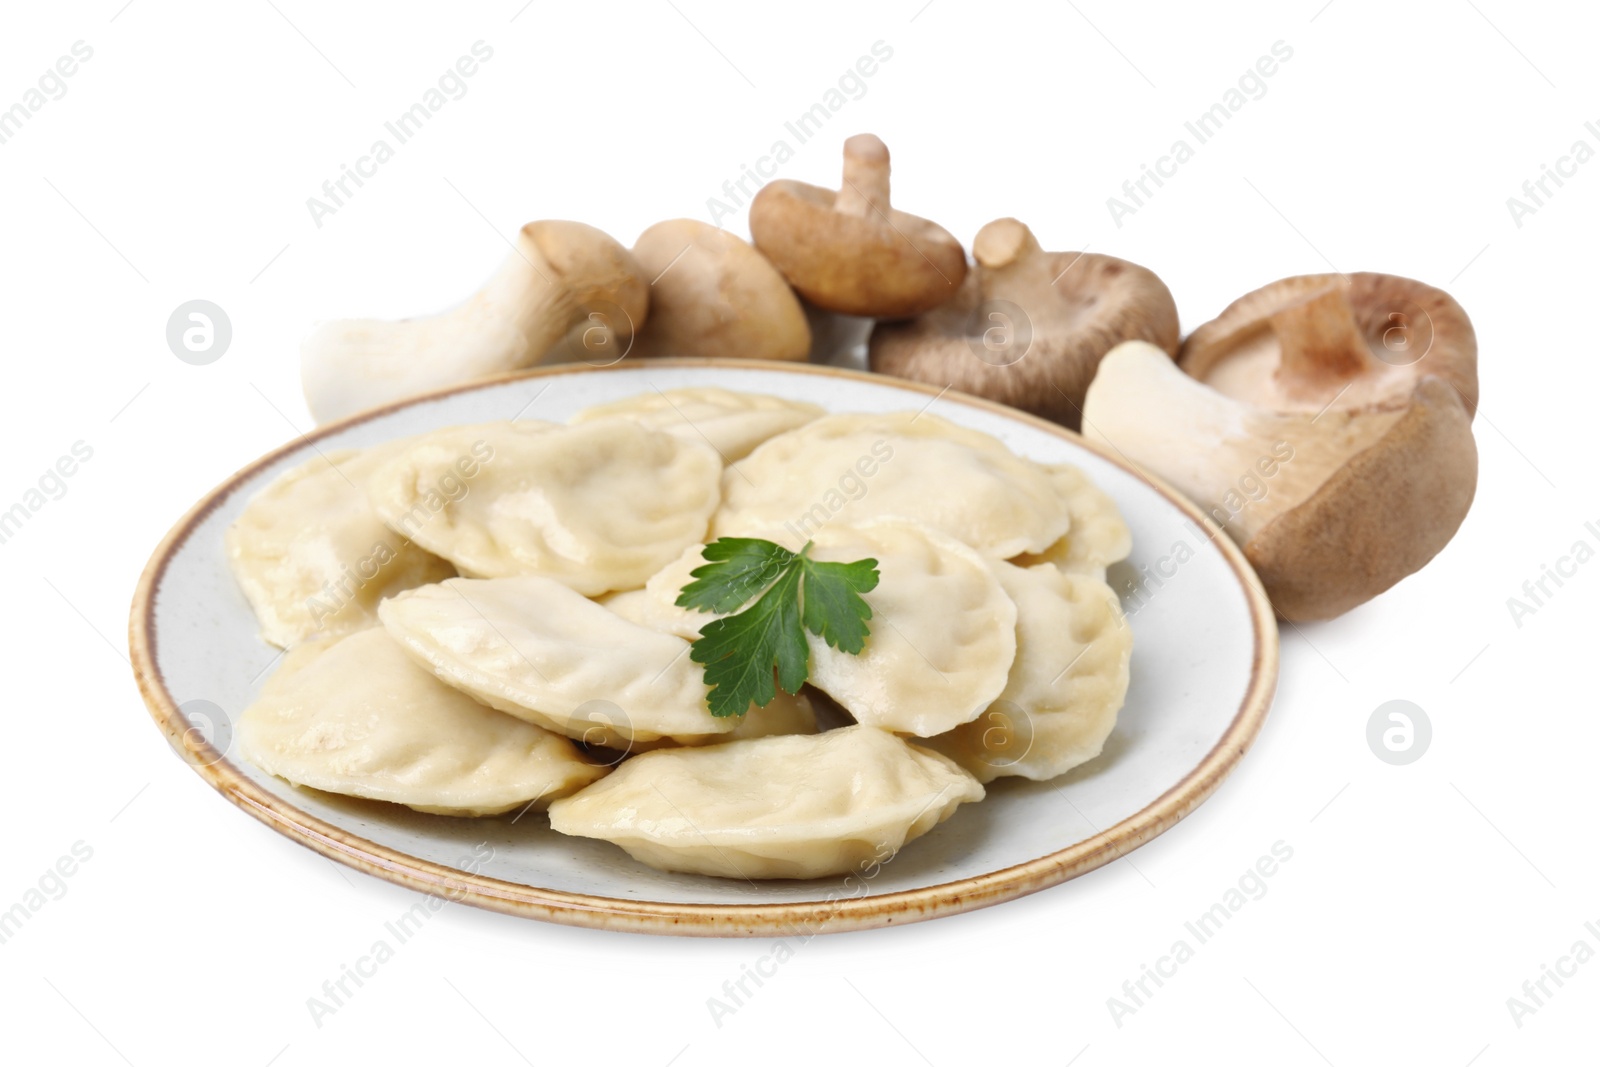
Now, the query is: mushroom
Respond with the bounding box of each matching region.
[1082,341,1478,621]
[868,218,1180,430]
[1178,272,1478,417]
[749,133,968,318]
[629,219,810,362]
[301,221,648,424]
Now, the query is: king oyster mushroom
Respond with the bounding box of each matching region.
[301,221,648,424]
[629,219,810,362]
[749,133,968,318]
[869,218,1179,429]
[1084,318,1478,621]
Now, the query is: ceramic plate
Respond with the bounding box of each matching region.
[130,360,1278,936]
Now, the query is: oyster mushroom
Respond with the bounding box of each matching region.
[869,218,1179,430]
[1179,272,1479,417]
[749,133,968,318]
[302,221,648,424]
[1083,341,1478,621]
[629,219,810,362]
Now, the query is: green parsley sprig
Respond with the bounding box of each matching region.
[676,537,879,718]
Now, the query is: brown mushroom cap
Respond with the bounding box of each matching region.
[749,134,967,318]
[1180,272,1478,418]
[525,220,650,340]
[629,219,810,362]
[1246,376,1478,620]
[1083,341,1478,621]
[868,217,1180,430]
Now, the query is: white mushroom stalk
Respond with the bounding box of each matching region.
[301,220,648,424]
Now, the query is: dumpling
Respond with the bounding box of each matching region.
[226,446,455,648]
[596,541,713,640]
[237,628,606,816]
[605,522,1018,737]
[925,563,1132,782]
[601,691,819,763]
[714,412,1069,557]
[365,419,722,595]
[598,587,699,640]
[568,387,823,463]
[379,575,740,747]
[1013,463,1132,580]
[805,521,1017,737]
[719,689,818,741]
[547,725,983,878]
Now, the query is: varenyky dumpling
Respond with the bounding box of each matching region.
[713,412,1070,558]
[237,628,606,816]
[1012,463,1133,580]
[365,419,722,595]
[379,575,740,747]
[606,521,1022,737]
[925,562,1132,782]
[597,587,699,640]
[619,689,820,758]
[547,725,983,878]
[226,446,455,648]
[597,541,714,640]
[806,522,1017,736]
[568,387,823,463]
[607,521,1018,737]
[721,688,818,741]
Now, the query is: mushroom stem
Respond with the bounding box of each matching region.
[300,221,647,424]
[971,218,1045,303]
[749,134,968,318]
[833,133,892,217]
[972,218,1041,271]
[1269,284,1378,398]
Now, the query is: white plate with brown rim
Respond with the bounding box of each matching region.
[129,358,1278,937]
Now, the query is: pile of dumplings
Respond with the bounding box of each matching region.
[226,387,1134,881]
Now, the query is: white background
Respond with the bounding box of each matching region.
[1,1,1595,1063]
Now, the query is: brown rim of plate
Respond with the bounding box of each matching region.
[128,358,1279,938]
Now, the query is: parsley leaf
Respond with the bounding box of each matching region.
[676,537,795,614]
[690,565,808,717]
[676,538,879,717]
[799,558,879,654]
